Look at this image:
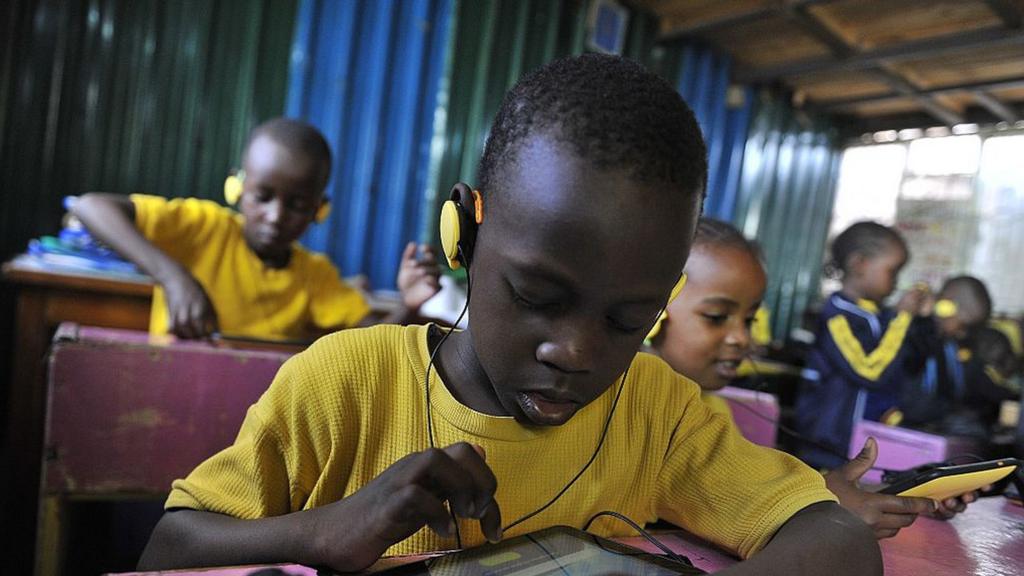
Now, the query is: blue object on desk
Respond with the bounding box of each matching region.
[28,236,140,275]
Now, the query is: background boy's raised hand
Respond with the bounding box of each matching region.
[824,437,936,539]
[397,242,442,312]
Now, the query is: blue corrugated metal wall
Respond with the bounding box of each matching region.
[734,92,842,340]
[426,1,752,251]
[286,0,452,290]
[285,1,749,288]
[677,45,753,220]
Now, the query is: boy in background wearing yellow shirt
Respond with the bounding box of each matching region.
[72,118,441,340]
[138,55,880,574]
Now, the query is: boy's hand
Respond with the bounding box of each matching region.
[398,242,441,311]
[162,269,219,339]
[306,442,501,571]
[896,285,931,316]
[927,490,980,520]
[824,437,935,539]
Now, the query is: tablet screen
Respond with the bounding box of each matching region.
[377,526,705,575]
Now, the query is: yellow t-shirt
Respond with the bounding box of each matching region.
[130,194,369,339]
[701,391,734,419]
[168,324,835,559]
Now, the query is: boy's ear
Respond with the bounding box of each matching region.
[846,253,867,276]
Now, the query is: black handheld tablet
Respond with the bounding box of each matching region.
[879,458,1020,501]
[375,525,706,575]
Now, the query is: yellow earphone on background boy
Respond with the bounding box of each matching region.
[645,273,688,343]
[935,299,958,319]
[224,169,331,223]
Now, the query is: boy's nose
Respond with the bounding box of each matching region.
[264,199,283,224]
[725,323,751,349]
[536,328,597,374]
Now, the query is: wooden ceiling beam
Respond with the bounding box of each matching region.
[983,0,1023,29]
[872,69,965,125]
[656,0,843,39]
[785,4,855,58]
[818,77,1024,109]
[973,90,1020,122]
[735,27,1024,83]
[781,6,967,126]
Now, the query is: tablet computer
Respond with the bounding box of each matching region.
[879,458,1020,501]
[375,525,706,575]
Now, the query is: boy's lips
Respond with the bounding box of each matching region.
[518,391,579,425]
[714,359,741,379]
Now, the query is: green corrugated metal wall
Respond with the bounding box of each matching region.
[734,91,842,341]
[0,3,295,572]
[0,0,296,264]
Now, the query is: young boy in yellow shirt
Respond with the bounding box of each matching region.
[72,118,440,340]
[139,55,880,574]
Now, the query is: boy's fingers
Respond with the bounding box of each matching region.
[414,450,478,518]
[441,443,498,518]
[478,498,502,544]
[877,509,919,530]
[402,241,417,260]
[891,495,935,515]
[875,528,899,539]
[839,437,877,482]
[401,486,455,539]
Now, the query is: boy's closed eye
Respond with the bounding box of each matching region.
[506,278,657,335]
[507,281,564,312]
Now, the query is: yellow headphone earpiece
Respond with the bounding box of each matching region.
[314,200,331,224]
[224,170,245,206]
[439,189,483,270]
[224,168,331,224]
[646,273,688,343]
[935,299,958,319]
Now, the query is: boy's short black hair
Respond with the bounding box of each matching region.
[478,54,707,200]
[247,117,332,191]
[941,275,993,325]
[828,221,907,276]
[693,217,765,265]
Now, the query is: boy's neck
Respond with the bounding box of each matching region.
[254,245,294,269]
[433,329,508,417]
[839,285,876,306]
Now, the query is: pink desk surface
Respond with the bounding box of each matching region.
[111,497,1024,575]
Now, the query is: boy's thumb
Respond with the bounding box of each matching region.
[841,437,878,481]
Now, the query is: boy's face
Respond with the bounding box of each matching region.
[239,135,325,262]
[854,242,906,302]
[935,290,986,341]
[465,135,700,426]
[656,245,766,391]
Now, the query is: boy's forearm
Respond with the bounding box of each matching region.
[717,502,882,576]
[139,509,319,571]
[372,304,419,327]
[71,193,184,283]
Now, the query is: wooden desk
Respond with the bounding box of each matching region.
[109,497,1024,575]
[2,259,153,576]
